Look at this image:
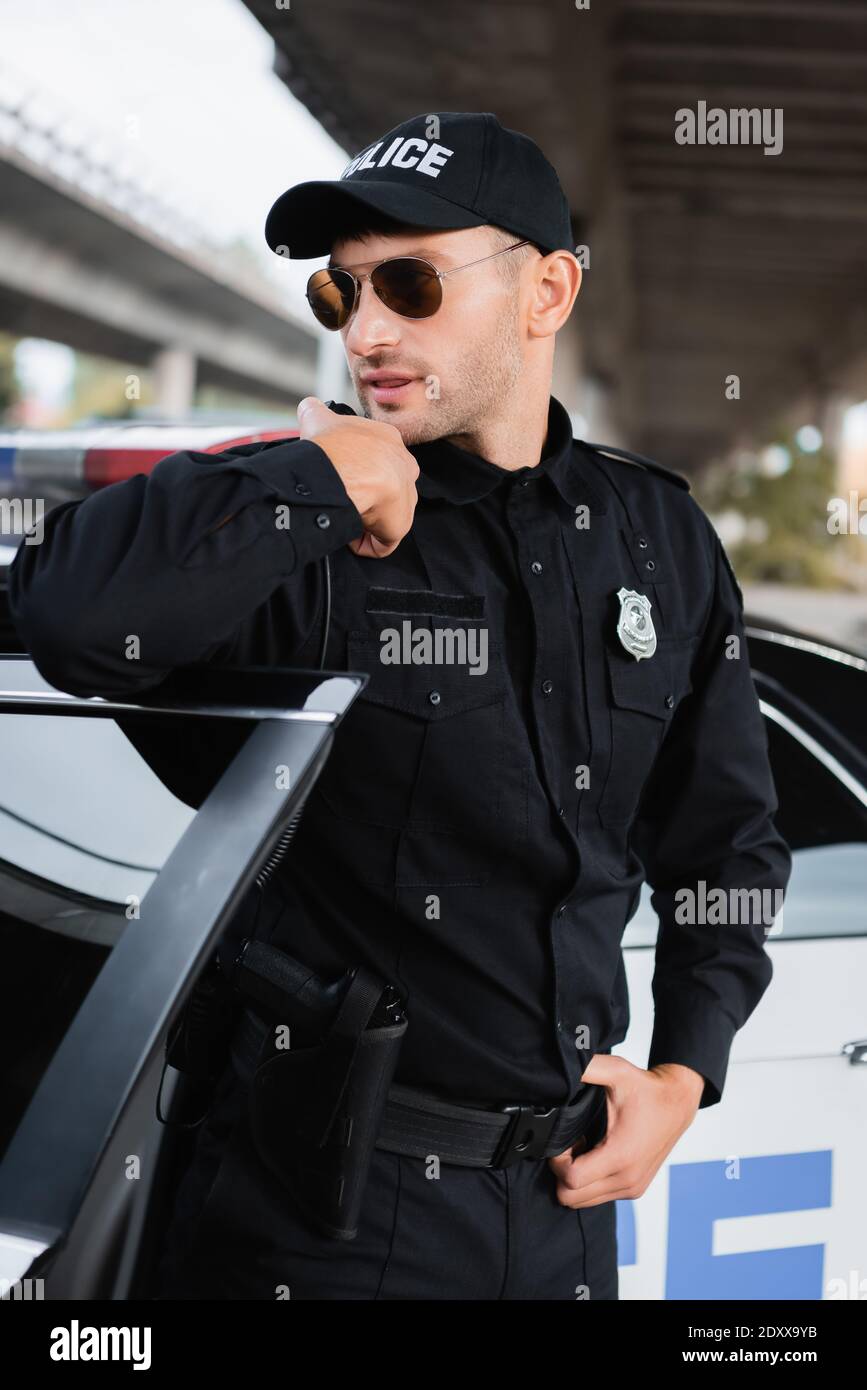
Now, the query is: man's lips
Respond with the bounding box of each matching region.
[361,372,416,386]
[361,372,418,403]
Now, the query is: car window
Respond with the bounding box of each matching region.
[2,712,195,913]
[0,703,226,1162]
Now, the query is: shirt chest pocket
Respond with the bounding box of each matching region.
[597,638,695,827]
[314,629,510,840]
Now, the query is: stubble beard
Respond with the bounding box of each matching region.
[355,297,525,448]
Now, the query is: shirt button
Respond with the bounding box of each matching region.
[637,535,648,549]
[315,513,330,529]
[557,903,567,917]
[557,806,565,817]
[541,679,553,695]
[646,559,656,572]
[520,476,531,487]
[665,693,675,709]
[428,690,441,706]
[295,483,312,496]
[530,560,543,575]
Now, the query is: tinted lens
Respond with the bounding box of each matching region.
[371,258,442,319]
[306,268,357,330]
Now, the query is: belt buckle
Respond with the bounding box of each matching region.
[492,1103,559,1168]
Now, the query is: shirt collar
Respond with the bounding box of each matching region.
[413,396,607,513]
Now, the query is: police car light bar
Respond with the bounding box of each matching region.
[0,424,298,489]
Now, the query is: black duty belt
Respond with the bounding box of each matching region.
[230,1007,606,1170]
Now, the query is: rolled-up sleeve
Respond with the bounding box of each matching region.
[632,521,792,1108]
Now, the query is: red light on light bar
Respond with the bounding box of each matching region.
[83,430,300,487]
[202,429,298,453]
[84,448,174,486]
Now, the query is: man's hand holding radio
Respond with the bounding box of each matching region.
[297,396,419,558]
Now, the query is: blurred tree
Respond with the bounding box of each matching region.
[694,425,843,588]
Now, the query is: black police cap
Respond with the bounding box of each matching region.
[265,111,574,259]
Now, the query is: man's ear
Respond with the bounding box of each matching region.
[527,251,581,339]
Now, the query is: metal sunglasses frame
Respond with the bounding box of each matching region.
[306,238,533,328]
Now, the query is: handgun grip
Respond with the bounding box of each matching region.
[232,938,347,1035]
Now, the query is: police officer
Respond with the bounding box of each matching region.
[9,112,792,1301]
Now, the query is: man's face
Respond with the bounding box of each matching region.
[328,225,532,445]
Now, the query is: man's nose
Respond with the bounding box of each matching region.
[343,278,402,356]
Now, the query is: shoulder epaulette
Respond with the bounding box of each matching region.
[580,440,691,492]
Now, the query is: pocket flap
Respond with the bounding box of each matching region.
[606,638,695,719]
[348,631,505,720]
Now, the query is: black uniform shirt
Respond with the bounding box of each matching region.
[10,396,792,1110]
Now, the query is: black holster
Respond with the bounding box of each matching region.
[247,964,407,1241]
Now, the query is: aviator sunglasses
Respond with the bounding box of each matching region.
[305,239,532,330]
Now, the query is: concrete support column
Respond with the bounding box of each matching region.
[552,318,585,425]
[152,345,196,417]
[835,399,867,501]
[818,392,855,460]
[553,317,628,445]
[578,374,626,446]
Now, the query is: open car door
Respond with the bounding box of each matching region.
[0,656,364,1299]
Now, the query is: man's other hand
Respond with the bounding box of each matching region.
[548,1055,705,1208]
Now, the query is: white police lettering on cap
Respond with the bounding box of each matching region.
[340,137,454,180]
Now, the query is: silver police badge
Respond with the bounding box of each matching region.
[616,587,657,660]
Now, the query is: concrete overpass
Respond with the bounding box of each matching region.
[244,0,867,471]
[0,94,320,413]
